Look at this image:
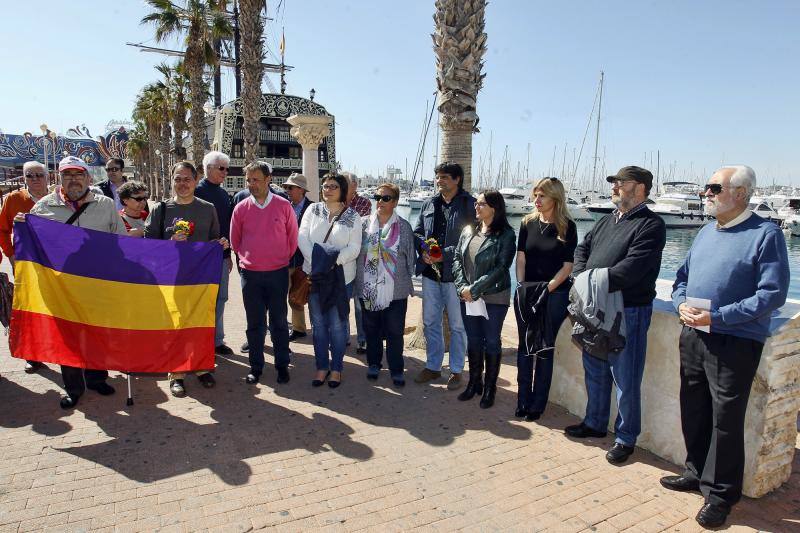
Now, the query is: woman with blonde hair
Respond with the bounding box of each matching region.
[514,177,577,421]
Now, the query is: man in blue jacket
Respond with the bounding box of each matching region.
[665,165,789,529]
[196,151,235,356]
[413,162,476,390]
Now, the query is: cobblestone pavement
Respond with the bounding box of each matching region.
[1,268,798,532]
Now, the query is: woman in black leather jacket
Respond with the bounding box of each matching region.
[452,189,516,408]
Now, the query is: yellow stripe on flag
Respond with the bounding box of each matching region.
[13,260,218,331]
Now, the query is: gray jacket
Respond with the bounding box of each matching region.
[31,190,128,235]
[568,268,626,359]
[355,215,417,303]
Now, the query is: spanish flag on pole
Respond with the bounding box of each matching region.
[9,216,220,373]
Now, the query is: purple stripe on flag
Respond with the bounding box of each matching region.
[14,215,222,286]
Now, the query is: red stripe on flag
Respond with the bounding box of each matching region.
[9,310,215,373]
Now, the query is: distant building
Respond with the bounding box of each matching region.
[188,93,336,195]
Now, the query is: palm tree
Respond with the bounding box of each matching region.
[133,83,171,198]
[142,0,232,171]
[432,0,487,191]
[239,0,266,162]
[406,0,488,352]
[155,61,190,160]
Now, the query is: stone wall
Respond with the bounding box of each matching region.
[548,280,800,498]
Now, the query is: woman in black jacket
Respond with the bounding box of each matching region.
[514,177,577,421]
[452,189,515,408]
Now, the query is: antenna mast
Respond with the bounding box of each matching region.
[591,70,604,191]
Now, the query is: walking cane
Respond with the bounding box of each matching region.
[126,373,134,406]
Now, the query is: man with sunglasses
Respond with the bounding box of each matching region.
[98,158,127,210]
[665,166,789,528]
[196,151,235,357]
[0,161,52,374]
[567,166,666,465]
[26,156,128,409]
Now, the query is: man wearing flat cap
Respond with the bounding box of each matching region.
[282,173,312,340]
[566,166,666,464]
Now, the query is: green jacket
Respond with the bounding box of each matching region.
[453,225,516,300]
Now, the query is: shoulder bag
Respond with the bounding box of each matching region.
[288,208,343,307]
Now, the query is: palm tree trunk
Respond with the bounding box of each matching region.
[239,0,265,163]
[439,122,475,192]
[185,32,207,170]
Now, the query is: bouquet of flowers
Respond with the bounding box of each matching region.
[169,218,195,237]
[422,237,443,279]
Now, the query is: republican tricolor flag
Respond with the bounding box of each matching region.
[10,216,221,373]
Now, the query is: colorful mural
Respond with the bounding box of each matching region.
[0,126,129,168]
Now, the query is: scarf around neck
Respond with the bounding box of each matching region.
[361,212,401,311]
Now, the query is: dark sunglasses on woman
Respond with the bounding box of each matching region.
[373,194,395,203]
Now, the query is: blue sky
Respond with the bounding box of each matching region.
[2,1,799,186]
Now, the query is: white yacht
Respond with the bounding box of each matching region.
[749,200,783,224]
[650,191,710,228]
[407,189,435,210]
[779,198,800,236]
[499,187,532,216]
[566,197,594,221]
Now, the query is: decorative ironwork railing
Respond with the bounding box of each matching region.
[232,129,293,142]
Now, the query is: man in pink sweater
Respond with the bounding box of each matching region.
[230,161,298,384]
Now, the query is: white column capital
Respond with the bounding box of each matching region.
[287,114,330,149]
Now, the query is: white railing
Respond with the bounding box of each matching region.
[232,128,293,142]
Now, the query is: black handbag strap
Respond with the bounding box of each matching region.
[158,201,167,239]
[65,203,90,225]
[323,208,345,243]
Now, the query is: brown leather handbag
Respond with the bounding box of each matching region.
[288,209,343,307]
[288,268,310,307]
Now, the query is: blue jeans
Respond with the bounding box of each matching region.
[462,303,508,354]
[582,305,652,447]
[241,268,290,375]
[421,277,467,373]
[516,289,570,414]
[308,282,352,372]
[214,257,232,346]
[347,292,366,344]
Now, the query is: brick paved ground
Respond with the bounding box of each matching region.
[1,267,798,532]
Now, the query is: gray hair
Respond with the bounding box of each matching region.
[243,160,273,177]
[721,165,756,201]
[22,161,46,175]
[342,171,358,186]
[202,150,230,176]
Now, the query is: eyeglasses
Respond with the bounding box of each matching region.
[106,167,121,172]
[215,166,229,172]
[702,183,739,195]
[131,196,149,202]
[322,184,339,190]
[25,172,46,179]
[611,179,637,188]
[373,194,395,203]
[475,201,489,207]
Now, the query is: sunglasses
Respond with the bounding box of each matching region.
[373,194,395,203]
[131,196,149,202]
[25,172,46,179]
[702,183,739,195]
[215,166,229,172]
[106,167,121,172]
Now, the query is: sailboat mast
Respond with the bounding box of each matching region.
[591,71,604,191]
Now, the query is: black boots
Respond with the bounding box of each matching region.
[480,352,501,409]
[458,349,484,401]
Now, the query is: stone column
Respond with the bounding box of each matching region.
[287,115,330,202]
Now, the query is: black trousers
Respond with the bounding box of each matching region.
[679,326,763,508]
[61,365,109,399]
[361,298,407,375]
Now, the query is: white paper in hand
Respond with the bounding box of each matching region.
[685,296,712,333]
[465,298,489,319]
